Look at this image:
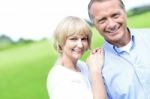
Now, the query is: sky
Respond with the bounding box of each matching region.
[0,0,150,41]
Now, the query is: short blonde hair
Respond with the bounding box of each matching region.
[53,16,92,53]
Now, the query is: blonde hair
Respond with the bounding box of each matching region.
[53,16,92,54]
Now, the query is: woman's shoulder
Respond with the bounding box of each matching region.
[47,65,64,83]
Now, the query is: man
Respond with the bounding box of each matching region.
[88,0,150,99]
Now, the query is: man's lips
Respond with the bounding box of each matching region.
[106,26,120,35]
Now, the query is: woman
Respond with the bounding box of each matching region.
[47,16,107,99]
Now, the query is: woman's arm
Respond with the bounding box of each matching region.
[86,48,107,99]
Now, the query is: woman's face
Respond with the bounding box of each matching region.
[62,34,89,61]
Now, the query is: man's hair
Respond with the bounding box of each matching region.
[88,0,125,21]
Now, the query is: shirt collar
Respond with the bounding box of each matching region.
[114,36,134,54]
[114,29,135,54]
[104,28,135,54]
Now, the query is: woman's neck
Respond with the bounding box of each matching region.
[58,56,80,72]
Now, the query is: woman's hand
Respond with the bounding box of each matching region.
[86,48,104,73]
[86,48,107,99]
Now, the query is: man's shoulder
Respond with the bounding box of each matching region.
[130,28,150,35]
[77,60,89,72]
[130,28,150,40]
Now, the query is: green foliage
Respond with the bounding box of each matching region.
[127,5,150,17]
[0,34,35,51]
[0,35,14,51]
[15,38,34,45]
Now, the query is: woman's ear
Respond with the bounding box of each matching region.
[58,45,62,50]
[58,45,63,53]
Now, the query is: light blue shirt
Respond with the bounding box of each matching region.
[102,29,150,99]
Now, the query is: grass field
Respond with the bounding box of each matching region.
[0,11,150,99]
[128,11,150,28]
[0,40,57,99]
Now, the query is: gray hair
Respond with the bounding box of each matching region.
[88,0,125,21]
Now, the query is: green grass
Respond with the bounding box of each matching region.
[0,40,57,99]
[0,11,150,99]
[128,11,150,28]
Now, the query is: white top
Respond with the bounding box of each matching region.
[47,60,93,99]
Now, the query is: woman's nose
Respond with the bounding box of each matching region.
[77,40,83,48]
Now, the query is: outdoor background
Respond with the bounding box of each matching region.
[0,0,150,99]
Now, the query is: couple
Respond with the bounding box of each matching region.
[47,0,150,99]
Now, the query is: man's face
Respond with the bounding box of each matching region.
[90,0,129,47]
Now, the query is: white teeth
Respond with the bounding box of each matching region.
[73,49,82,53]
[107,28,119,34]
[107,25,119,33]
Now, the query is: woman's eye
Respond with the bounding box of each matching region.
[70,38,77,40]
[82,37,88,41]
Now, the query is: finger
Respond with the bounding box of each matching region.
[98,48,104,53]
[91,48,100,54]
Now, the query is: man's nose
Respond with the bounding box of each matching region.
[107,18,117,29]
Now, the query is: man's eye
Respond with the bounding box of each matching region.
[98,18,106,24]
[99,20,105,24]
[113,13,120,18]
